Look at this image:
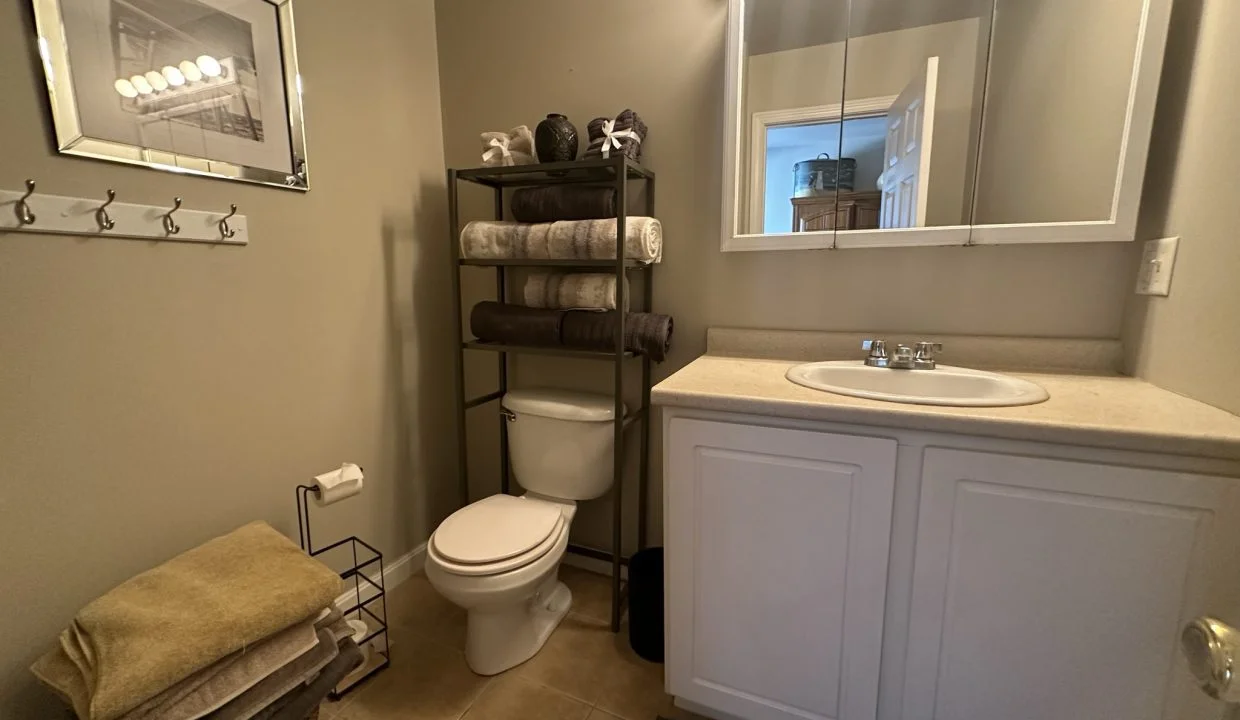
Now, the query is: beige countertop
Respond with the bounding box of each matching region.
[652,355,1240,461]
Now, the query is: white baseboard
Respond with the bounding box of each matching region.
[334,542,425,609]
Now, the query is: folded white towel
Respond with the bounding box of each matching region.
[480,126,536,167]
[523,272,629,311]
[460,217,662,263]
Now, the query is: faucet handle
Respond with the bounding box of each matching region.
[862,339,889,367]
[914,341,943,369]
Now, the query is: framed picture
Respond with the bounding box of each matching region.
[30,0,309,191]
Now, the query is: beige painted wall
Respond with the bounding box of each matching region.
[0,1,453,716]
[973,0,1143,225]
[1124,0,1240,417]
[745,18,985,228]
[435,0,1135,553]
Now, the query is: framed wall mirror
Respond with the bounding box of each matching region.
[721,0,1174,251]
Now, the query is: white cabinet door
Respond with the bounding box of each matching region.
[902,448,1240,720]
[666,419,898,720]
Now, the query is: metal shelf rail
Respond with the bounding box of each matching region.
[447,154,655,632]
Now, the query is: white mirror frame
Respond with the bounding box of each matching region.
[721,0,1174,252]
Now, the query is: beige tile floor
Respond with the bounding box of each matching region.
[319,567,706,720]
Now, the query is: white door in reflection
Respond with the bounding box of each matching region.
[881,56,939,229]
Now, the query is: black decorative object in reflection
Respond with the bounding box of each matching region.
[535,114,579,163]
[794,153,857,197]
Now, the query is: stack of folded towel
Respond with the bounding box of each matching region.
[460,205,673,361]
[32,522,362,720]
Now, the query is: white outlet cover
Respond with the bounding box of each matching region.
[1135,236,1179,296]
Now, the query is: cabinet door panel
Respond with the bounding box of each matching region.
[667,419,897,720]
[903,448,1240,720]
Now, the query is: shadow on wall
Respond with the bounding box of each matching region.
[1123,0,1204,349]
[381,177,459,551]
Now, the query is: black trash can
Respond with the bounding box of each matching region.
[628,547,664,662]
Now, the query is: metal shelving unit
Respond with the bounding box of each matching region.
[448,154,655,632]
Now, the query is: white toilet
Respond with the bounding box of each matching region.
[424,388,622,675]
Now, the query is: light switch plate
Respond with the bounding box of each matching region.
[1135,236,1179,296]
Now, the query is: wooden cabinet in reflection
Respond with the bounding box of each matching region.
[791,191,882,232]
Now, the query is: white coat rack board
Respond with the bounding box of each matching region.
[0,180,248,245]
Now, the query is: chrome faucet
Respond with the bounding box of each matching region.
[863,339,942,370]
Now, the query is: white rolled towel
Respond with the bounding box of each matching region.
[460,217,662,263]
[523,272,629,311]
[481,126,536,167]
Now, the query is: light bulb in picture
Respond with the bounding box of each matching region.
[144,71,168,92]
[161,65,185,87]
[130,74,154,95]
[196,55,222,78]
[114,78,138,98]
[179,60,203,83]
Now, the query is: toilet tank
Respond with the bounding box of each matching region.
[502,389,626,501]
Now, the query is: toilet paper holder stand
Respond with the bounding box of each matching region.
[295,478,391,699]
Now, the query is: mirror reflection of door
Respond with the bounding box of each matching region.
[880,56,938,228]
[839,0,992,234]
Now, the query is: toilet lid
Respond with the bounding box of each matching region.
[432,495,564,565]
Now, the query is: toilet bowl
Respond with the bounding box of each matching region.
[424,389,623,675]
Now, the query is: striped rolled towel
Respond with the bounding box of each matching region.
[459,217,662,263]
[522,272,629,311]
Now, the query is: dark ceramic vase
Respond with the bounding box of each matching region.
[535,114,579,163]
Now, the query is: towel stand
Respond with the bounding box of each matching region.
[295,482,391,699]
[448,155,657,633]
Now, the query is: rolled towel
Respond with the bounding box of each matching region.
[561,311,674,362]
[460,217,662,263]
[523,272,628,311]
[481,126,536,167]
[470,302,565,347]
[511,186,617,223]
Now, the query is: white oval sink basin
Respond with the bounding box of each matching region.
[786,361,1049,407]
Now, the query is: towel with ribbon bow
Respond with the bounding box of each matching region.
[585,110,648,161]
[480,126,536,167]
[599,118,642,158]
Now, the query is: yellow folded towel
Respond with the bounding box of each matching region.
[31,522,343,720]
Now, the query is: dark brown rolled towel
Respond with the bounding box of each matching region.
[470,302,565,347]
[511,186,618,223]
[561,311,673,362]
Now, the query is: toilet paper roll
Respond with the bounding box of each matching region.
[313,462,364,506]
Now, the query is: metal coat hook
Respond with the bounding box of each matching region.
[96,189,116,231]
[218,204,237,239]
[162,197,182,235]
[15,179,36,225]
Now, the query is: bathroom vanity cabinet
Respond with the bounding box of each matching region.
[659,394,1240,720]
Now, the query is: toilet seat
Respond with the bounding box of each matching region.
[430,495,568,577]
